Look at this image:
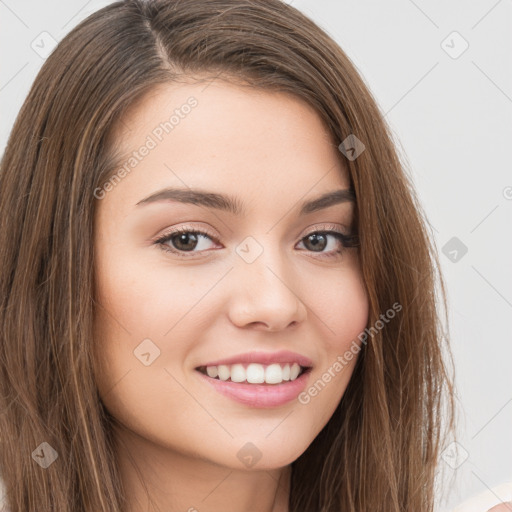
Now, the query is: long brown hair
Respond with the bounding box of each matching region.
[0,0,456,510]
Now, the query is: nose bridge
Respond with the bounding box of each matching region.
[227,233,306,329]
[235,233,290,290]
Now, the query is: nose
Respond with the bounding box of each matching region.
[227,245,307,331]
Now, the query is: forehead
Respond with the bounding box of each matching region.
[102,79,350,215]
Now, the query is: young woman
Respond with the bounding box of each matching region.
[0,0,485,510]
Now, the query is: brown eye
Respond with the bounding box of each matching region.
[296,230,354,260]
[171,232,200,252]
[155,227,218,258]
[153,225,356,261]
[302,232,329,252]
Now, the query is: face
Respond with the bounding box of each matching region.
[92,79,369,472]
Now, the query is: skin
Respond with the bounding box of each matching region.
[92,78,369,512]
[487,504,512,511]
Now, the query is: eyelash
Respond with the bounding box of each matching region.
[153,224,359,261]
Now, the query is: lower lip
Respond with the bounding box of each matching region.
[195,369,311,408]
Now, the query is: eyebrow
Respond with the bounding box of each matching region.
[135,187,355,216]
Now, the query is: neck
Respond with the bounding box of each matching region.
[114,424,291,512]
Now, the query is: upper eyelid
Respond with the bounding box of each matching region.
[154,222,355,241]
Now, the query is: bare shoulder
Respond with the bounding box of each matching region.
[486,503,512,512]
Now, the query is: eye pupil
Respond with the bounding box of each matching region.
[173,232,198,251]
[304,233,327,252]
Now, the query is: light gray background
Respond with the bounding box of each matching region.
[1,1,511,510]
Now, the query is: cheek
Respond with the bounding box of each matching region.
[94,245,190,338]
[314,265,369,345]
[91,251,201,446]
[296,266,368,426]
[91,243,215,411]
[325,267,369,378]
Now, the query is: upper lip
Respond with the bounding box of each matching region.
[197,350,313,368]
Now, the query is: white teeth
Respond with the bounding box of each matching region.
[246,363,265,383]
[289,362,301,380]
[206,366,218,378]
[230,364,246,383]
[201,362,305,384]
[282,363,291,381]
[265,363,284,384]
[218,365,230,381]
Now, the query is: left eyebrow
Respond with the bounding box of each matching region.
[299,188,355,215]
[135,187,355,216]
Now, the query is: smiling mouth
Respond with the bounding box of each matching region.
[196,362,311,385]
